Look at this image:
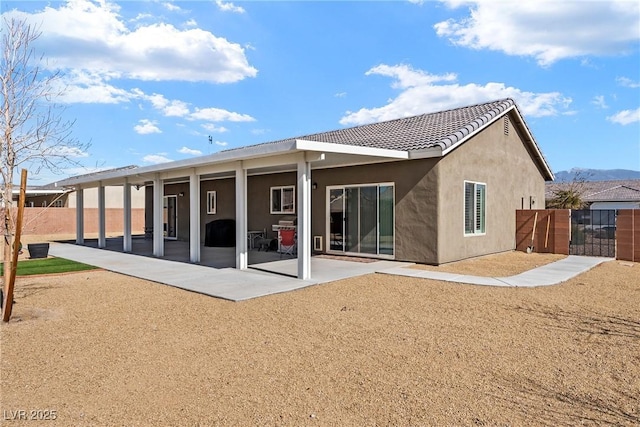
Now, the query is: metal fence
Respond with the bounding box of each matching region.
[569,209,616,257]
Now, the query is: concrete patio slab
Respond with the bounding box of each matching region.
[49,243,412,301]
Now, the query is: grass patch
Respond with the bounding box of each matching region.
[1,257,99,277]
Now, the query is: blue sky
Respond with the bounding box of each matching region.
[2,0,639,184]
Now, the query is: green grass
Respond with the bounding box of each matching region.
[1,257,99,277]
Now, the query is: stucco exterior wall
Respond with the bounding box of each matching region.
[310,159,439,263]
[435,113,547,264]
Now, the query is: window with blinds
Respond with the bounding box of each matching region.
[464,181,486,235]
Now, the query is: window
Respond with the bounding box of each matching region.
[53,200,64,208]
[271,186,295,214]
[464,181,486,235]
[206,191,217,214]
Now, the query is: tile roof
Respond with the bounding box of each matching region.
[545,179,640,202]
[226,98,516,152]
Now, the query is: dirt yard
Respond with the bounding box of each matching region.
[1,251,639,426]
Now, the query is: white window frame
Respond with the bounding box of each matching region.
[464,180,486,236]
[270,185,295,214]
[206,191,217,215]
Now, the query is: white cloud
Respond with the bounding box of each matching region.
[591,96,608,109]
[216,1,246,14]
[334,92,347,98]
[178,146,203,156]
[340,64,572,126]
[134,119,162,134]
[202,123,229,133]
[162,2,182,12]
[143,153,172,164]
[144,93,190,117]
[213,141,228,147]
[617,77,640,88]
[56,70,135,104]
[607,108,640,125]
[4,0,257,83]
[190,107,255,122]
[366,64,457,89]
[51,146,90,158]
[434,0,640,66]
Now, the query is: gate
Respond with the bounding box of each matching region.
[570,209,616,257]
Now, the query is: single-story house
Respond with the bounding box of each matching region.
[55,98,554,279]
[545,180,640,210]
[7,166,145,209]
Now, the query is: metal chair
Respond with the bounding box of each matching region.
[278,229,296,258]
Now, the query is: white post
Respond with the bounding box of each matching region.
[189,170,201,263]
[123,178,132,253]
[297,158,312,279]
[235,163,248,270]
[75,186,84,244]
[153,176,164,257]
[98,182,106,248]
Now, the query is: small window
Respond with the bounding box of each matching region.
[54,200,64,208]
[206,191,217,214]
[271,186,295,214]
[464,181,486,235]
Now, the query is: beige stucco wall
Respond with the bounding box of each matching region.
[67,186,146,209]
[435,113,547,264]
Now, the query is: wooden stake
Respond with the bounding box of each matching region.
[544,215,551,249]
[3,169,27,322]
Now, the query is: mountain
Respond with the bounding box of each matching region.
[553,168,640,182]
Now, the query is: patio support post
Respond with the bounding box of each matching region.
[153,175,164,257]
[235,163,248,270]
[297,157,311,280]
[98,182,106,248]
[75,186,84,244]
[189,170,201,263]
[123,178,132,253]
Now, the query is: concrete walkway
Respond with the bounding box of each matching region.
[49,243,411,301]
[378,255,613,287]
[50,243,612,300]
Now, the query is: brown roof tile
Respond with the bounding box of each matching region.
[225,98,516,152]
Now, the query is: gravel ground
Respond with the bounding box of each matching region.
[1,252,639,426]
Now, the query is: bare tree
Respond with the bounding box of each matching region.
[1,18,88,278]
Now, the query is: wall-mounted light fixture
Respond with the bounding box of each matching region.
[179,192,185,197]
[312,182,318,190]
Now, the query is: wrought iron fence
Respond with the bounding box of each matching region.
[569,209,616,257]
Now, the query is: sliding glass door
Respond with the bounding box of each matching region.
[327,183,394,257]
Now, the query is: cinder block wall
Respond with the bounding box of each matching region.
[516,209,570,255]
[616,209,640,262]
[1,208,145,236]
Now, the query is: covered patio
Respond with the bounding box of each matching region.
[54,139,408,280]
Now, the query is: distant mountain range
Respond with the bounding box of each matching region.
[553,168,640,182]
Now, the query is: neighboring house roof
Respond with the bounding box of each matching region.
[545,180,640,203]
[55,98,553,188]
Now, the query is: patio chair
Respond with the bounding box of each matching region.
[278,229,296,258]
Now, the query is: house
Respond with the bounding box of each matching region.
[55,98,554,279]
[545,180,640,210]
[7,166,145,209]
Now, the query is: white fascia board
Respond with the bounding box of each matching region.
[56,141,299,188]
[408,147,443,159]
[15,189,66,195]
[295,139,409,159]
